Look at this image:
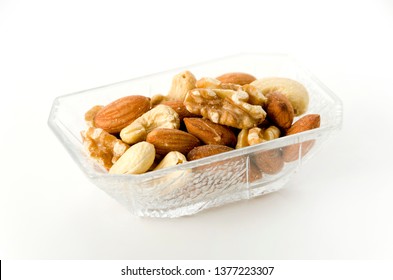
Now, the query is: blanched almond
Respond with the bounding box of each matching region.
[109,141,155,174]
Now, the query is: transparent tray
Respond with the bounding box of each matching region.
[48,53,343,218]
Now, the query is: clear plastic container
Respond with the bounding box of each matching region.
[48,53,343,218]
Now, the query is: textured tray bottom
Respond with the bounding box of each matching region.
[127,177,292,218]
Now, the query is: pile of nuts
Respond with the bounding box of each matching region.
[81,71,320,175]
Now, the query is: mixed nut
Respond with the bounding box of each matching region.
[81,71,320,175]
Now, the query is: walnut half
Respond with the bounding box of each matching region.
[184,88,266,129]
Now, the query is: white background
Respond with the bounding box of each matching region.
[1,0,392,260]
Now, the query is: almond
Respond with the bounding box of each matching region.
[161,101,197,120]
[146,128,200,156]
[216,72,256,85]
[187,144,233,161]
[248,160,264,182]
[94,95,151,134]
[184,118,237,147]
[252,148,284,175]
[265,92,294,130]
[283,114,321,162]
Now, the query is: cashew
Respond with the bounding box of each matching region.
[120,105,180,145]
[109,141,155,174]
[154,151,187,171]
[167,70,196,102]
[251,77,309,116]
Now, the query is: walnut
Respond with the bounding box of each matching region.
[242,84,267,106]
[245,125,284,175]
[235,128,250,149]
[195,77,222,89]
[235,125,280,148]
[195,77,266,106]
[184,88,266,129]
[247,126,281,145]
[84,105,103,127]
[236,125,283,176]
[82,127,129,170]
